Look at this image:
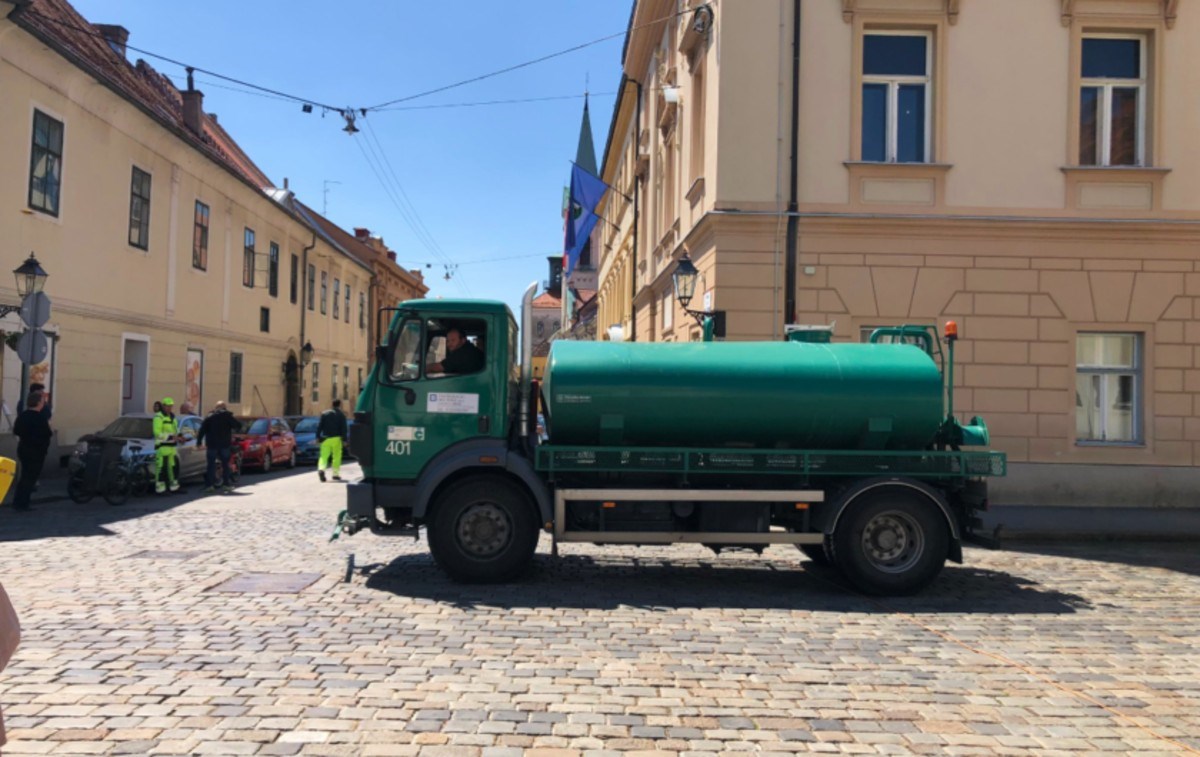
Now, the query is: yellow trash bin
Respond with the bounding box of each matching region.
[0,457,16,505]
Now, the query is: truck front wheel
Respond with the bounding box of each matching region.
[831,487,949,596]
[428,476,538,583]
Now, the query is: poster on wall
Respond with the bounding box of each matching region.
[185,349,203,414]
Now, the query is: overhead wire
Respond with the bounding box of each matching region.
[20,9,343,112]
[351,120,471,296]
[361,6,695,111]
[376,92,616,112]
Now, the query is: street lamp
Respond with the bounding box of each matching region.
[14,253,48,297]
[670,251,725,339]
[300,341,314,366]
[1,253,50,319]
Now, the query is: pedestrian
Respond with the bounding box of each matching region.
[16,382,52,421]
[317,398,348,482]
[0,579,19,751]
[197,400,241,493]
[153,397,180,494]
[12,389,52,511]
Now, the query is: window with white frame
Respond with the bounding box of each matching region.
[343,365,349,400]
[332,362,338,400]
[1076,333,1141,443]
[311,361,320,403]
[1079,35,1145,166]
[861,32,931,163]
[662,288,673,329]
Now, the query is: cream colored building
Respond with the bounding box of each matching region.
[0,0,387,460]
[596,0,1200,509]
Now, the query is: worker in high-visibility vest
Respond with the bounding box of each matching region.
[153,397,180,494]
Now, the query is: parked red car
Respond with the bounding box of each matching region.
[235,416,297,472]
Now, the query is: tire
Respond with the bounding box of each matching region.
[229,453,242,484]
[831,486,949,596]
[427,476,539,583]
[261,451,272,473]
[67,469,94,504]
[103,466,131,506]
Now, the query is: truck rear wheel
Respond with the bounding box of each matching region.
[428,476,538,583]
[831,487,948,595]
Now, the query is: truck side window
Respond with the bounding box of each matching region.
[389,319,424,381]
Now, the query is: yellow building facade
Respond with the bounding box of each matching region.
[596,0,1200,509]
[0,0,403,460]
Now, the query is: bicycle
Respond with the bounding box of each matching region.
[67,439,149,506]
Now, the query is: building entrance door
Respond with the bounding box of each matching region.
[122,338,149,414]
[284,352,300,415]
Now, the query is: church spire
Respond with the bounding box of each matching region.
[575,93,598,176]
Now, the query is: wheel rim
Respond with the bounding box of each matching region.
[455,502,513,558]
[860,509,924,574]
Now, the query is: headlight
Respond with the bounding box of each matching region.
[74,442,88,456]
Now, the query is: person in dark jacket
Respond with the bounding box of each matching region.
[197,401,242,492]
[12,389,52,511]
[317,399,348,482]
[16,382,51,421]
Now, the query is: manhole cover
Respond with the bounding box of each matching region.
[128,550,204,560]
[208,573,322,593]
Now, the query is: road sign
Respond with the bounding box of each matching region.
[20,292,51,328]
[16,329,48,365]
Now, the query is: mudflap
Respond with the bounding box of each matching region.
[959,478,1002,550]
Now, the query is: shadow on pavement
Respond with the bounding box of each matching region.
[0,466,312,542]
[360,552,1090,614]
[1002,541,1200,578]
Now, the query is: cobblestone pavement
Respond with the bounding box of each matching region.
[1,466,1198,756]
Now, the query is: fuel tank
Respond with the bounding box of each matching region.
[542,341,944,450]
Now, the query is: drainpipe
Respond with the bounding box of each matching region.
[630,79,642,342]
[300,233,316,413]
[784,0,802,327]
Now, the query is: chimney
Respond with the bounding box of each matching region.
[94,24,129,58]
[387,251,397,262]
[181,68,204,135]
[354,227,370,241]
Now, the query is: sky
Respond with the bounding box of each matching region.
[70,0,632,315]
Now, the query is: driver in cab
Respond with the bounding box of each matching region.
[428,327,484,375]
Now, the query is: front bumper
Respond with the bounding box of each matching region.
[344,479,419,537]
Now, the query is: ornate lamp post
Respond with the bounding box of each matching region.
[0,253,49,318]
[670,251,725,340]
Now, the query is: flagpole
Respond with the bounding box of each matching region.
[568,160,633,203]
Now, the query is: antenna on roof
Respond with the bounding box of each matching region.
[323,180,341,216]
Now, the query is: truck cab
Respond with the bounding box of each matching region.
[347,299,550,559]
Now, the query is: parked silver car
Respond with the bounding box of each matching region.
[70,412,206,482]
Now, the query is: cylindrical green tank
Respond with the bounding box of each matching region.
[542,341,944,450]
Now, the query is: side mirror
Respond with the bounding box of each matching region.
[375,344,387,363]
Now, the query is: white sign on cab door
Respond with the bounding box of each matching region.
[427,392,479,414]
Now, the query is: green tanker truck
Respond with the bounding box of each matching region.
[341,284,1005,595]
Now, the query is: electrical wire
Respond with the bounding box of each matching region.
[377,92,616,112]
[398,252,557,268]
[351,122,471,296]
[20,9,343,113]
[24,6,688,121]
[362,6,696,111]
